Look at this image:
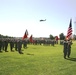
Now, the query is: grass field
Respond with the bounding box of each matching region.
[0,41,76,75]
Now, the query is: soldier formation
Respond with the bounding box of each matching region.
[0,38,28,54]
[0,37,73,59]
[0,37,59,54]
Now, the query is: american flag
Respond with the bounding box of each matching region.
[66,19,72,39]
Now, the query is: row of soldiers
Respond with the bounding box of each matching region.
[0,38,58,54]
[30,39,58,46]
[0,38,27,54]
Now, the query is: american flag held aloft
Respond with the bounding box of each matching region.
[66,19,72,39]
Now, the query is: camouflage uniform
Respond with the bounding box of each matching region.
[63,40,68,59]
[67,40,72,58]
[17,40,23,54]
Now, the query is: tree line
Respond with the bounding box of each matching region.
[0,33,76,40]
[49,33,76,40]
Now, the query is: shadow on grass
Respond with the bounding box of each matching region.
[66,57,76,62]
[26,53,34,56]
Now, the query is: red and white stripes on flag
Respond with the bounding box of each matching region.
[66,19,72,39]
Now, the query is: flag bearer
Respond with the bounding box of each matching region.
[63,39,68,59]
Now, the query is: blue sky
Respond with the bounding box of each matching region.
[0,0,76,37]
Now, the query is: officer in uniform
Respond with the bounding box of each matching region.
[23,40,27,49]
[67,40,72,58]
[2,38,5,51]
[9,39,14,52]
[14,39,18,51]
[17,39,23,54]
[63,39,68,59]
[4,38,8,52]
[0,38,2,52]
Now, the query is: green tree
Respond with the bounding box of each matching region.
[49,34,55,40]
[59,33,65,40]
[73,34,76,40]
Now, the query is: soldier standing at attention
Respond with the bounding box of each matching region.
[0,38,2,52]
[4,38,8,52]
[2,38,5,51]
[23,40,27,49]
[67,40,72,58]
[14,39,18,51]
[63,39,68,59]
[17,39,23,54]
[9,39,14,52]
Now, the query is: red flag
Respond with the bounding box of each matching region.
[22,32,27,40]
[55,36,58,40]
[29,35,33,43]
[22,29,28,40]
[66,19,72,39]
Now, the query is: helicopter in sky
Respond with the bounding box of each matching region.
[39,19,46,22]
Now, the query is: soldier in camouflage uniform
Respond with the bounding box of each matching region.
[9,39,14,52]
[0,38,2,52]
[63,39,68,59]
[17,39,23,54]
[4,38,8,52]
[67,40,72,58]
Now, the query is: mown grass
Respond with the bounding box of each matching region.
[0,41,76,75]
